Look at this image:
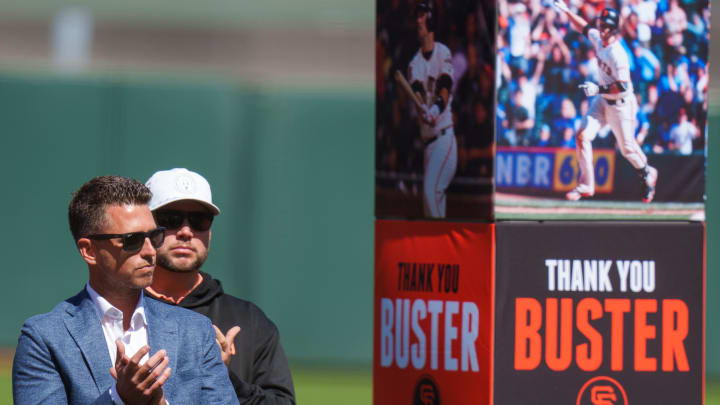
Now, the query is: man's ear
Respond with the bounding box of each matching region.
[77,238,97,266]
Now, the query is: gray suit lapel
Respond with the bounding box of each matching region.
[63,290,114,395]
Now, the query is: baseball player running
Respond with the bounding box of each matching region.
[408,0,457,218]
[553,2,658,202]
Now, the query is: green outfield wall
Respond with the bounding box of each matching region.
[0,73,373,365]
[707,110,718,376]
[0,72,716,374]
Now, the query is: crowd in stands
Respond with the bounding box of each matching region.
[497,0,709,155]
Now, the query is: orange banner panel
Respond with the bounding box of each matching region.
[374,220,494,405]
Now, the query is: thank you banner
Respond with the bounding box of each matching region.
[374,220,494,405]
[494,222,704,404]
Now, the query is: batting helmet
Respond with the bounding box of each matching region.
[416,0,436,32]
[599,8,620,31]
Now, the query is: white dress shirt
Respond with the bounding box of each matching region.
[86,284,149,405]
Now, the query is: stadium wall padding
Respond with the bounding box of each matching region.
[0,73,373,366]
[707,113,719,377]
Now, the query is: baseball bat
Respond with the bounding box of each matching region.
[394,70,425,111]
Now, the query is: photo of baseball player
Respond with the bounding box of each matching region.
[410,1,457,217]
[554,3,658,202]
[495,0,708,219]
[376,0,495,219]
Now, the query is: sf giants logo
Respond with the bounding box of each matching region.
[591,386,617,405]
[577,376,627,405]
[413,376,440,405]
[420,385,435,405]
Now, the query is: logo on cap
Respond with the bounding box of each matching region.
[174,174,196,194]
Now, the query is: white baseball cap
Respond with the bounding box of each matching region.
[146,168,220,215]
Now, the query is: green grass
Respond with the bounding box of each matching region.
[5,369,720,404]
[0,373,8,405]
[709,380,720,405]
[293,368,371,404]
[0,367,372,404]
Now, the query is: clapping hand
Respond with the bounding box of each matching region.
[110,341,171,405]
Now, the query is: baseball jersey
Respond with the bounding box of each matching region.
[587,28,633,99]
[409,42,454,140]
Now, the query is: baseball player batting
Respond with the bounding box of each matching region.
[553,1,658,203]
[407,0,457,218]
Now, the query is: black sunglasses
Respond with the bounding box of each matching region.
[153,210,214,232]
[86,227,166,252]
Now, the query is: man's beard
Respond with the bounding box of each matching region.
[157,251,207,273]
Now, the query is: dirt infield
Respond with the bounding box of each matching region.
[376,188,704,221]
[495,192,705,221]
[0,350,12,374]
[375,188,493,220]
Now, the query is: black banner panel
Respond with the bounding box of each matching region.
[494,222,704,405]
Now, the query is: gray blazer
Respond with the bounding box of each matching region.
[12,289,239,405]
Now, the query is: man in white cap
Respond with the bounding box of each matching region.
[144,168,295,404]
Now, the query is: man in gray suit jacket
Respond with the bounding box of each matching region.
[12,176,239,405]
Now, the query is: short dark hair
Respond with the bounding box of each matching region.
[68,176,152,241]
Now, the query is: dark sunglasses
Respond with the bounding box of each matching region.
[87,227,166,252]
[153,210,214,232]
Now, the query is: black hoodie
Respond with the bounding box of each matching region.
[145,272,295,404]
